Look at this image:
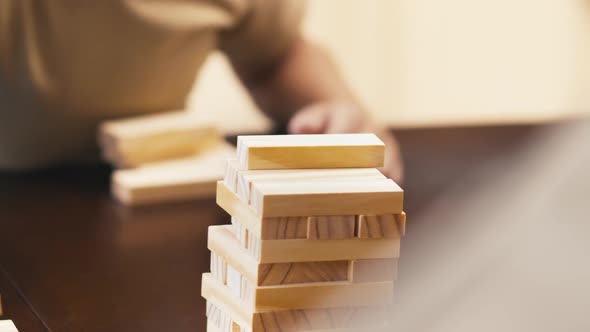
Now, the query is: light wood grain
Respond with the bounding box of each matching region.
[251,179,403,218]
[307,216,356,240]
[349,259,399,283]
[259,236,400,264]
[261,217,308,240]
[0,321,18,332]
[253,306,392,332]
[112,143,235,205]
[203,272,394,311]
[237,134,385,170]
[205,300,391,332]
[210,252,228,286]
[237,168,385,204]
[217,181,263,235]
[358,214,402,239]
[258,261,349,286]
[223,159,242,193]
[209,226,379,286]
[99,111,221,168]
[219,181,402,239]
[210,225,400,265]
[206,301,234,332]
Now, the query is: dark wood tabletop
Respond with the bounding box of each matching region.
[0,125,544,332]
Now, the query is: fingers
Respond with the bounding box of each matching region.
[287,105,330,134]
[323,102,366,134]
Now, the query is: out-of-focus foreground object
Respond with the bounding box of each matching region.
[392,119,590,332]
[98,111,235,205]
[0,320,18,332]
[202,134,405,331]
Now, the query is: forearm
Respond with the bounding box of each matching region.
[236,37,363,125]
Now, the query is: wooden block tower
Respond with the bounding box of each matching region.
[201,134,405,332]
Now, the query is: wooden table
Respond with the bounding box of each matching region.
[0,125,542,331]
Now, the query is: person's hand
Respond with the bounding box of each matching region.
[287,102,403,183]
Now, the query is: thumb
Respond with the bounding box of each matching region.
[287,105,330,134]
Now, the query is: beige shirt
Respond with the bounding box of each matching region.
[0,0,304,169]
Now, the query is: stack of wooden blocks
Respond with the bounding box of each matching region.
[202,134,406,332]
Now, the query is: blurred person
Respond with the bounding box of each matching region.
[0,1,402,180]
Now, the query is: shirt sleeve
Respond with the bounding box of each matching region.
[218,0,306,72]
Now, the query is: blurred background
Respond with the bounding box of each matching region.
[1,1,590,331]
[189,0,590,133]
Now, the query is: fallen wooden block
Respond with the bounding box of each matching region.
[237,134,385,170]
[112,143,235,205]
[203,275,393,331]
[234,167,385,204]
[99,111,221,168]
[0,321,18,332]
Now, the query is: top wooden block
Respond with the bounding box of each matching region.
[237,134,385,170]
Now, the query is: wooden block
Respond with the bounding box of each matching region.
[237,134,385,170]
[397,212,407,236]
[259,236,400,264]
[202,272,393,310]
[254,307,392,332]
[258,261,349,286]
[224,159,242,193]
[349,259,399,283]
[307,216,356,240]
[99,111,221,168]
[209,226,354,285]
[0,321,18,332]
[210,225,400,265]
[250,179,403,217]
[357,214,401,239]
[205,301,391,332]
[261,217,308,240]
[112,143,235,205]
[217,182,405,240]
[206,302,235,332]
[237,168,385,204]
[210,252,227,285]
[217,183,401,262]
[217,181,263,235]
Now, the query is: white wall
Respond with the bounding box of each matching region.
[187,0,590,133]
